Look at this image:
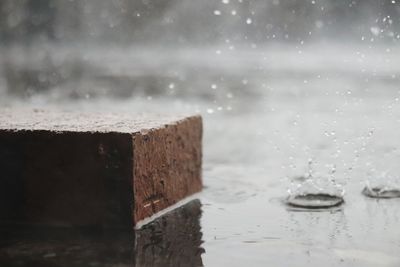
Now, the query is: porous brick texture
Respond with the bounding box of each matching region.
[0,109,202,227]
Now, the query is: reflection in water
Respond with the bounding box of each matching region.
[135,200,204,267]
[0,200,204,267]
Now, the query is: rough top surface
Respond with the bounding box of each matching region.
[0,108,197,134]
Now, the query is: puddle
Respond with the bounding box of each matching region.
[286,193,344,209]
[362,186,400,199]
[0,200,204,267]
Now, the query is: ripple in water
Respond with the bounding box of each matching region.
[286,193,344,209]
[286,159,345,209]
[362,186,400,199]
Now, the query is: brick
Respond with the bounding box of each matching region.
[0,109,202,227]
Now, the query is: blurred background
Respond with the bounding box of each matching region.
[0,0,399,100]
[1,1,400,266]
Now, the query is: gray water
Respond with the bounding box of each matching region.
[1,43,400,266]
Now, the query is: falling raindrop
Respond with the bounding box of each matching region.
[206,108,214,114]
[370,26,380,36]
[214,10,221,15]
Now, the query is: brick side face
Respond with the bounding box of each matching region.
[133,116,202,223]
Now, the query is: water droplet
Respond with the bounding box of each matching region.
[246,18,252,24]
[214,10,221,15]
[370,26,380,36]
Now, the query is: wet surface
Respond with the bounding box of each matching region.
[0,200,203,267]
[1,44,400,266]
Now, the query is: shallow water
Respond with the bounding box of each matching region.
[1,44,400,266]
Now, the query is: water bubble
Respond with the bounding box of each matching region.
[211,84,218,89]
[246,18,252,24]
[222,0,230,3]
[231,10,237,15]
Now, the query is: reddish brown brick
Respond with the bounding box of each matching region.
[0,109,202,228]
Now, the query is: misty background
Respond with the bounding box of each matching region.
[1,0,399,44]
[0,0,399,100]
